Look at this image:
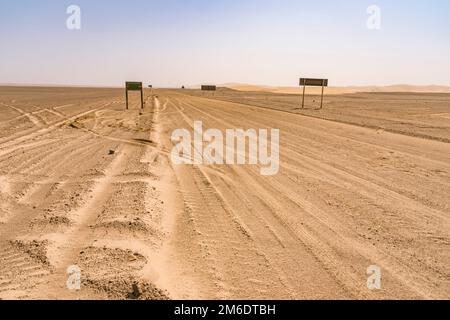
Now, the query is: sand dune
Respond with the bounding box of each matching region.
[223,83,450,95]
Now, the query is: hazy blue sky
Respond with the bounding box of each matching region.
[1,0,449,87]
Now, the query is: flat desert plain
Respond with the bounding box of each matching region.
[0,86,449,300]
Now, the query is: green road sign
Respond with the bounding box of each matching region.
[299,78,329,110]
[126,82,143,91]
[201,85,217,91]
[299,78,328,87]
[125,81,144,110]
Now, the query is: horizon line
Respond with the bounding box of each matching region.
[1,82,450,89]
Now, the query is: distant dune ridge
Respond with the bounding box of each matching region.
[222,83,450,94]
[2,83,450,94]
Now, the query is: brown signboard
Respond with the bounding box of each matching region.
[299,78,328,87]
[299,78,329,109]
[201,85,217,91]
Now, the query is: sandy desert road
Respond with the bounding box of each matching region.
[0,87,449,300]
[0,88,170,299]
[154,91,450,300]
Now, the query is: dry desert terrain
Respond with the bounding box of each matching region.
[0,86,449,300]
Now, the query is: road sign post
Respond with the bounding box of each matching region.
[299,78,328,109]
[125,82,144,110]
[302,84,306,109]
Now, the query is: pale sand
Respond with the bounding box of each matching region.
[224,83,450,95]
[0,86,449,299]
